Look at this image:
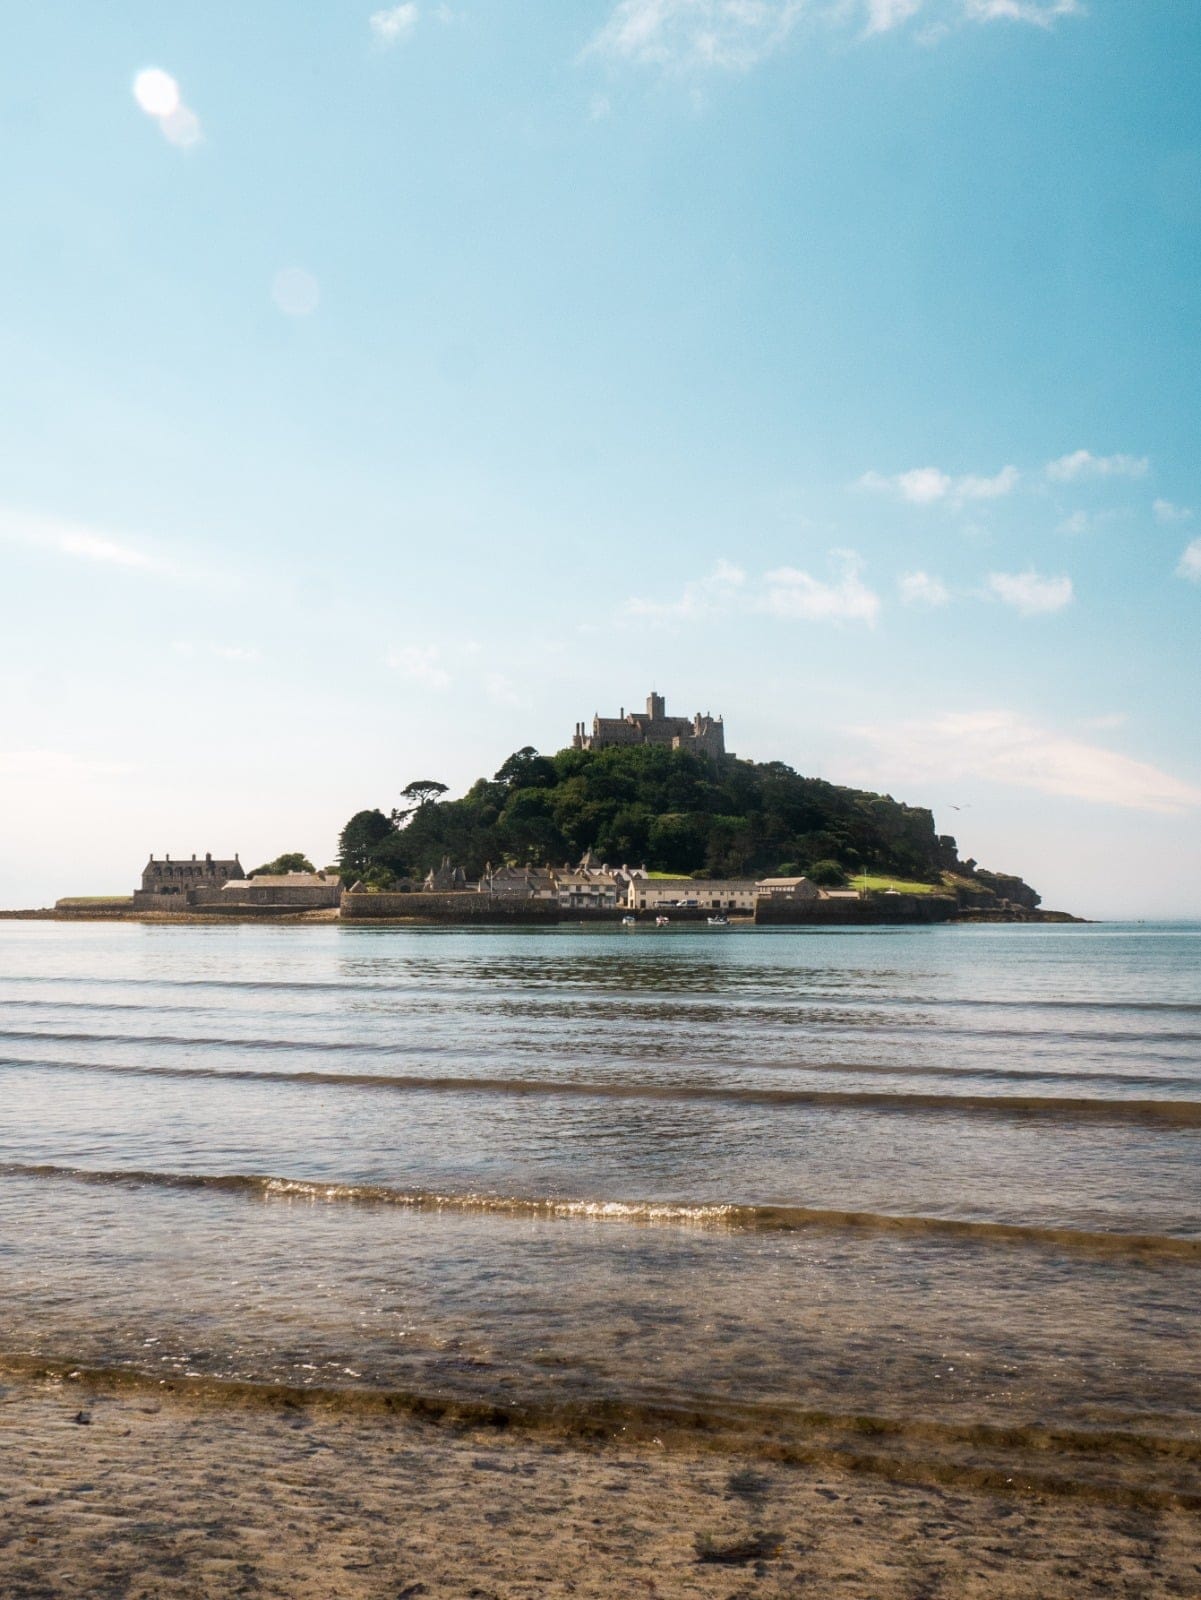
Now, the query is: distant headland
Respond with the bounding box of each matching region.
[7,688,1081,925]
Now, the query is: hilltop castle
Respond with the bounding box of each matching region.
[572,692,727,759]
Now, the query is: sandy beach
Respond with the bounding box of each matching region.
[2,1372,1198,1599]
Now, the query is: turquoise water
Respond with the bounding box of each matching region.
[1,921,1198,1489]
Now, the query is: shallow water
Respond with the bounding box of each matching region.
[1,921,1198,1492]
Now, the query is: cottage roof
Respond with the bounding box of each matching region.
[230,872,336,889]
[756,876,815,888]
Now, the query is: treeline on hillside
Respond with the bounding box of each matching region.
[336,743,986,890]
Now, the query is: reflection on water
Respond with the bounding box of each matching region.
[1,921,1198,1494]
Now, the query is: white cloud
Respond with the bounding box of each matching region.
[1178,538,1201,584]
[586,0,1081,69]
[132,68,202,148]
[370,3,419,44]
[484,672,525,707]
[271,267,320,317]
[624,559,746,621]
[586,0,808,71]
[624,552,878,625]
[963,0,1082,24]
[987,570,1073,615]
[1154,499,1193,525]
[174,641,261,665]
[385,645,452,689]
[898,570,950,606]
[0,507,177,576]
[865,0,924,34]
[1045,449,1149,483]
[1057,510,1089,536]
[853,710,1201,815]
[859,463,1018,506]
[760,550,881,624]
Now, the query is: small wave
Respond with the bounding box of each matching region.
[4,973,1201,1015]
[1,1033,1194,1092]
[1,1160,1196,1257]
[2,1055,1199,1126]
[1,1352,1196,1509]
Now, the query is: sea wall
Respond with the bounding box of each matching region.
[754,894,958,926]
[341,891,560,923]
[189,884,341,910]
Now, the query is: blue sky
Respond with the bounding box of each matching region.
[1,0,1199,916]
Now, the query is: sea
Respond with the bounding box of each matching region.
[1,919,1198,1502]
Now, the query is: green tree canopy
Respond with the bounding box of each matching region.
[336,809,396,883]
[250,852,315,877]
[335,742,1005,891]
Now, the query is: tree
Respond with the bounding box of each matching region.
[395,779,449,822]
[336,809,395,882]
[250,852,315,877]
[495,747,557,790]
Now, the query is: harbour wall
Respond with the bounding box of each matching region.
[754,894,958,926]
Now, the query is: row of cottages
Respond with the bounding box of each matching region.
[476,856,829,913]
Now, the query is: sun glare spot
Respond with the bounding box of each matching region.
[133,68,181,119]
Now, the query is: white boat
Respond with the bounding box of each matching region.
[707,915,730,926]
[655,915,670,927]
[621,915,637,926]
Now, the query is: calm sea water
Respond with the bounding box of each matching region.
[1,921,1198,1495]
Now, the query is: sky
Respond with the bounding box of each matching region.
[1,0,1199,918]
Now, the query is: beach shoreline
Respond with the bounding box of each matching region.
[1,1373,1196,1599]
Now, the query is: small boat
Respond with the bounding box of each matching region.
[621,915,637,926]
[707,914,730,926]
[655,915,670,927]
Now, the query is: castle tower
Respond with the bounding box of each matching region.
[647,691,665,721]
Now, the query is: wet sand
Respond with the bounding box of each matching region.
[1,1375,1197,1599]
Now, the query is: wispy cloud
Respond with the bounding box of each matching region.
[1178,538,1201,584]
[173,641,261,665]
[586,0,1082,69]
[1045,449,1149,483]
[385,644,452,689]
[761,551,881,623]
[962,0,1083,24]
[625,552,879,625]
[624,559,746,621]
[853,710,1201,815]
[131,67,202,148]
[484,672,526,707]
[898,570,950,606]
[1057,509,1090,536]
[859,464,1018,506]
[370,3,419,44]
[987,570,1073,615]
[586,0,808,71]
[1154,498,1193,525]
[271,267,320,318]
[1,507,179,577]
[864,0,923,34]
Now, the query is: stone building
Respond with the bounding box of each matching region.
[133,853,243,908]
[424,856,471,892]
[217,872,342,909]
[626,878,759,913]
[571,691,726,759]
[755,876,821,902]
[481,865,558,900]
